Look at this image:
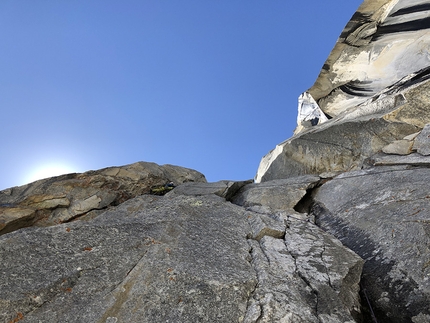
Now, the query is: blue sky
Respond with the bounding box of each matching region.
[0,1,362,189]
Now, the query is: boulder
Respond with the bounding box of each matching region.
[382,139,413,155]
[0,161,206,235]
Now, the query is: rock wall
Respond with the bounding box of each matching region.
[0,173,364,323]
[2,1,430,322]
[253,0,430,321]
[257,0,430,181]
[312,165,430,322]
[310,0,430,119]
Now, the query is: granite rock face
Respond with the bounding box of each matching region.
[258,0,430,181]
[0,176,364,323]
[0,194,255,323]
[3,1,430,322]
[312,165,430,322]
[257,77,430,182]
[252,1,430,321]
[309,0,430,119]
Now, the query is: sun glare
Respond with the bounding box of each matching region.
[23,163,77,185]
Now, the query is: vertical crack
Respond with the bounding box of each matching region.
[286,243,320,318]
[320,243,333,289]
[243,240,263,323]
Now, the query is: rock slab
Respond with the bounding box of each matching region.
[312,167,430,323]
[0,176,364,323]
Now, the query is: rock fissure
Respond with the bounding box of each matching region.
[320,244,333,290]
[62,205,111,223]
[243,244,262,323]
[293,180,325,215]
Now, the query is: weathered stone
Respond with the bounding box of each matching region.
[0,207,36,235]
[403,131,420,141]
[412,313,430,323]
[246,237,319,323]
[284,221,363,321]
[20,194,70,209]
[413,124,430,156]
[308,0,430,119]
[366,153,430,168]
[382,139,413,155]
[256,114,420,182]
[0,162,206,234]
[312,167,430,322]
[0,178,365,323]
[245,219,363,323]
[246,212,286,241]
[257,0,430,182]
[0,194,256,323]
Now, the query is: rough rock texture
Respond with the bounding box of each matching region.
[4,1,430,322]
[256,79,430,182]
[312,166,430,322]
[0,176,364,323]
[309,0,430,118]
[258,0,430,181]
[231,175,320,214]
[232,177,364,323]
[253,1,430,322]
[413,124,430,156]
[0,161,206,235]
[0,194,254,323]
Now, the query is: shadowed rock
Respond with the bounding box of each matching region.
[313,167,430,322]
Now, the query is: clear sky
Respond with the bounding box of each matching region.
[0,1,362,190]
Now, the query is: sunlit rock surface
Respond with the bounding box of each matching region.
[310,0,430,119]
[3,1,430,322]
[252,1,430,321]
[258,0,430,182]
[0,162,206,235]
[0,173,364,323]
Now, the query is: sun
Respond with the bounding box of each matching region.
[23,162,77,185]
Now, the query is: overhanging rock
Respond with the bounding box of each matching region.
[255,86,423,182]
[256,0,430,182]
